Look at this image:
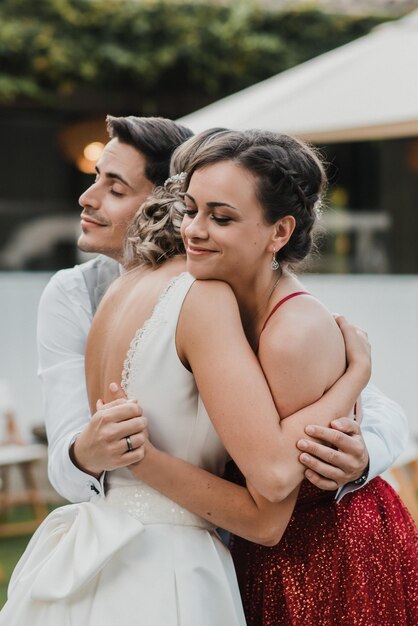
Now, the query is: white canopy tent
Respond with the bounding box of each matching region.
[178,10,418,143]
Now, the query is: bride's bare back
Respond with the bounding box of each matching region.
[85,257,186,413]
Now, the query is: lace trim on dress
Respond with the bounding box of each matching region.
[120,272,189,396]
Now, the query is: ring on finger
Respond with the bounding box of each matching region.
[125,435,134,452]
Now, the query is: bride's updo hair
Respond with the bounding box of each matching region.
[124,176,185,269]
[185,129,327,268]
[125,127,231,269]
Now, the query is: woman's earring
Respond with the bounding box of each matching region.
[271,250,280,271]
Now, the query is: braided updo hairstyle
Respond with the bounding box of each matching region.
[185,129,326,268]
[125,127,231,269]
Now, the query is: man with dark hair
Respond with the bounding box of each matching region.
[107,115,193,187]
[77,115,193,263]
[38,116,193,502]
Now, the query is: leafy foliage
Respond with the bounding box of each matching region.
[0,0,389,115]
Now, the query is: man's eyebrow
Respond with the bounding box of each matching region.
[95,165,133,190]
[184,193,238,210]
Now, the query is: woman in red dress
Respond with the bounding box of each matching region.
[125,128,418,625]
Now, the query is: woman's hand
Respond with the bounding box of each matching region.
[335,315,371,385]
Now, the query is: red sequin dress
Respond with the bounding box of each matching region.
[229,475,418,626]
[229,292,418,626]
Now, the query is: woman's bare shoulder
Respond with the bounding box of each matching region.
[258,295,346,414]
[261,295,341,355]
[182,279,239,317]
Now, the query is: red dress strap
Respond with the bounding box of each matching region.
[260,291,311,335]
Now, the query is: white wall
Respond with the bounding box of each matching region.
[0,272,52,439]
[303,274,418,438]
[0,272,417,440]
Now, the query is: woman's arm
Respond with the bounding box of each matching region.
[130,312,366,541]
[254,312,365,499]
[175,282,369,502]
[121,293,369,542]
[133,444,299,546]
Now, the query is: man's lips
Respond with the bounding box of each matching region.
[80,214,107,227]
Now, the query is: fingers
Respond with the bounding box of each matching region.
[97,397,141,411]
[94,401,143,424]
[109,382,127,401]
[119,416,148,438]
[105,416,148,448]
[334,315,361,336]
[304,422,360,447]
[335,316,371,357]
[298,423,369,487]
[127,432,147,450]
[118,432,147,465]
[120,432,147,454]
[334,314,348,329]
[113,416,148,454]
[127,446,145,463]
[95,380,138,411]
[83,389,148,472]
[330,417,360,436]
[334,315,369,347]
[304,469,339,491]
[298,433,365,468]
[334,315,367,336]
[298,450,346,485]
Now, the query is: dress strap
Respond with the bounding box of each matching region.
[260,291,311,335]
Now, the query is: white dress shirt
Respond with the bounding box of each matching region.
[38,261,409,503]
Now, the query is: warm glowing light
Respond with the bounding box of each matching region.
[58,119,108,173]
[77,156,96,174]
[84,141,104,162]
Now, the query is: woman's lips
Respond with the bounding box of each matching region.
[187,245,216,257]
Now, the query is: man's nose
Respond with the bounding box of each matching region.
[78,182,100,210]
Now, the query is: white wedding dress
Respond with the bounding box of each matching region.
[0,272,246,626]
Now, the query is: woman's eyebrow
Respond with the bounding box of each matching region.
[184,193,237,211]
[207,201,238,211]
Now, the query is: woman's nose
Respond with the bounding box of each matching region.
[184,214,208,240]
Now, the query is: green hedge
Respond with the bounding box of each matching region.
[0,0,390,115]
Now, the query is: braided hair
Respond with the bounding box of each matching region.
[241,130,326,265]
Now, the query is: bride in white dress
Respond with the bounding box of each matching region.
[0,133,368,626]
[0,141,249,626]
[4,267,247,626]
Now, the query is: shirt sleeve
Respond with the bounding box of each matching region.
[37,269,106,502]
[337,381,409,501]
